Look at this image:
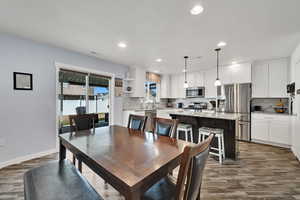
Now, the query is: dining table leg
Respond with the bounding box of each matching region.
[59,140,66,161]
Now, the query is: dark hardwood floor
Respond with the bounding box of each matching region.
[0,142,300,200]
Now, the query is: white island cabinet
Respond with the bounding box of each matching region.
[251,113,291,147]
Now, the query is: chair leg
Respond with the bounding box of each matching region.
[218,136,222,164]
[221,134,225,159]
[72,154,76,165]
[104,181,108,189]
[78,160,82,173]
[189,128,193,143]
[185,130,188,142]
[198,132,201,144]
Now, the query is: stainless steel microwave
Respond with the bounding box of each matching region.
[186,87,205,98]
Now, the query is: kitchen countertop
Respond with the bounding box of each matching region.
[122,108,179,111]
[169,110,240,120]
[251,111,296,116]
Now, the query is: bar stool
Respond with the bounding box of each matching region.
[198,127,225,164]
[176,123,194,142]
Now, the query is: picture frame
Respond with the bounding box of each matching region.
[13,72,33,90]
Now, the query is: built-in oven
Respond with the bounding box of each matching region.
[186,87,205,98]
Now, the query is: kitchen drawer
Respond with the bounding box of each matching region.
[251,120,269,141]
[269,120,291,145]
[251,115,291,146]
[251,113,291,121]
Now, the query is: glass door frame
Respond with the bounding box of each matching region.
[55,62,115,149]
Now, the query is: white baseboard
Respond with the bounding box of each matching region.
[0,148,58,169]
[251,139,291,149]
[291,147,300,161]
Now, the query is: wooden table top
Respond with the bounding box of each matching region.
[59,125,192,191]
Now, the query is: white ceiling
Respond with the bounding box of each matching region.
[1,0,300,74]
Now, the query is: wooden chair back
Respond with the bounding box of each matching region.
[127,114,148,131]
[175,134,214,200]
[152,117,179,137]
[69,114,98,132]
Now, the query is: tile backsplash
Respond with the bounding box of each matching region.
[251,98,290,113]
[123,97,168,110]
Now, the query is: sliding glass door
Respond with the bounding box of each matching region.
[88,74,110,127]
[58,69,110,133]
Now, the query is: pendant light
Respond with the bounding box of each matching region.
[214,48,222,87]
[183,56,189,88]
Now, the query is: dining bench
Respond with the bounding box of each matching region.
[23,160,103,200]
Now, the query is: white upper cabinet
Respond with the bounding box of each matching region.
[220,63,252,84]
[268,59,288,97]
[168,62,252,99]
[177,73,185,98]
[252,62,269,97]
[160,75,170,98]
[170,74,179,98]
[219,66,232,84]
[231,63,252,83]
[252,58,289,98]
[170,73,186,98]
[204,68,217,98]
[187,71,205,87]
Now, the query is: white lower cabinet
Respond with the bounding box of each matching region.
[251,119,269,141]
[251,113,291,147]
[269,120,290,145]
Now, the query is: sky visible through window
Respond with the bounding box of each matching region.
[94,87,108,95]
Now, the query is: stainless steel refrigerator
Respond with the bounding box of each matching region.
[218,83,252,141]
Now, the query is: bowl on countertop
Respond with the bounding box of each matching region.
[273,107,288,113]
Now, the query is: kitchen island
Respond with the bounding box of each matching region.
[170,111,239,160]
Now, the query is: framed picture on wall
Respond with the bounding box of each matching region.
[13,72,33,90]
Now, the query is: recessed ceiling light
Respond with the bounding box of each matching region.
[156,58,162,62]
[217,41,227,47]
[118,42,127,48]
[190,5,204,15]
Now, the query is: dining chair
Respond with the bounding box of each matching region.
[127,114,148,131]
[69,113,98,172]
[75,106,86,115]
[142,134,214,200]
[152,117,179,137]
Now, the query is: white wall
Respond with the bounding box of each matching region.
[0,34,128,167]
[290,43,300,160]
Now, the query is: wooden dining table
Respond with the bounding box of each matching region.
[59,125,193,200]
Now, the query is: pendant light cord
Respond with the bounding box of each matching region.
[184,56,188,82]
[215,48,221,79]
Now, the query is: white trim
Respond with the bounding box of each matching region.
[292,147,300,161]
[0,148,57,169]
[251,139,291,149]
[55,62,116,150]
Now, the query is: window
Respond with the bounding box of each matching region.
[58,69,110,133]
